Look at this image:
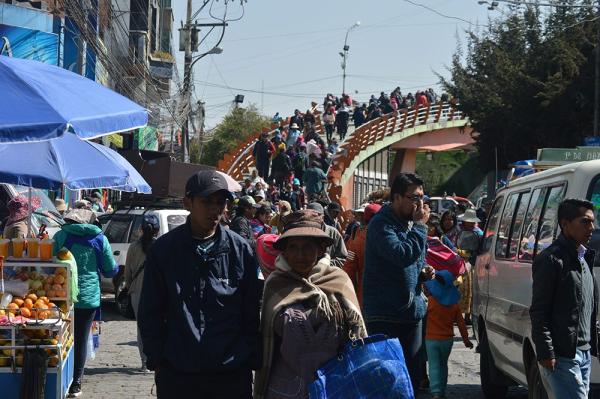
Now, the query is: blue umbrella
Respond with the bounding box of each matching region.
[0,55,148,143]
[0,133,151,193]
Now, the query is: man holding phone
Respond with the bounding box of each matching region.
[363,173,435,392]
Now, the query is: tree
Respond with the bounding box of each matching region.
[197,105,271,166]
[441,6,597,173]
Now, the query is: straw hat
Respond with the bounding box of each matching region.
[274,210,333,250]
[54,198,67,212]
[459,208,480,223]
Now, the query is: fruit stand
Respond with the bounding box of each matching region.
[0,256,75,399]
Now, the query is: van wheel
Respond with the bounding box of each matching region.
[480,329,509,399]
[114,274,135,319]
[527,356,548,399]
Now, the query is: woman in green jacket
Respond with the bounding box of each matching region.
[53,209,118,398]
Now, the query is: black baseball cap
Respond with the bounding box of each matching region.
[185,170,233,200]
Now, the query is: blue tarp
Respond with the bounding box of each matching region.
[0,55,147,143]
[0,133,151,193]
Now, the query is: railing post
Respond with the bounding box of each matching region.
[434,102,443,123]
[410,106,418,128]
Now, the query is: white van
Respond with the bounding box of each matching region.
[473,159,600,398]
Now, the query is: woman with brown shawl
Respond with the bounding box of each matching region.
[254,210,367,399]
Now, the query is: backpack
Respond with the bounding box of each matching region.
[294,152,307,171]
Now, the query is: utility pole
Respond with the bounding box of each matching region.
[595,0,600,136]
[181,0,193,162]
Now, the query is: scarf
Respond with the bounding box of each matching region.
[254,254,367,399]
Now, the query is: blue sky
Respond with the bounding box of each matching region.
[171,1,495,129]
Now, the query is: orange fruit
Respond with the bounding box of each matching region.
[12,298,24,307]
[39,297,49,304]
[53,275,65,285]
[51,284,62,292]
[26,294,37,302]
[23,299,33,310]
[19,308,31,318]
[46,290,56,298]
[45,276,54,285]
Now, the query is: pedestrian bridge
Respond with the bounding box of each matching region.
[217,101,474,210]
[328,102,473,209]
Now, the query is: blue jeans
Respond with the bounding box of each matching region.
[539,349,591,399]
[426,339,453,396]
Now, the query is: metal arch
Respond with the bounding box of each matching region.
[339,118,470,186]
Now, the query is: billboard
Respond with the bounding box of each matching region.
[0,24,58,64]
[0,3,58,64]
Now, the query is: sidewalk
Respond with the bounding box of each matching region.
[80,301,527,398]
[81,301,154,398]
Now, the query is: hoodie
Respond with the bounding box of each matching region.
[53,223,117,309]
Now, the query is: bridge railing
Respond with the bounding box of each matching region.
[327,102,466,205]
[217,102,322,181]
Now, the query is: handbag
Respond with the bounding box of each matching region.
[308,334,415,399]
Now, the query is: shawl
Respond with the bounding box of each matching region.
[254,254,367,399]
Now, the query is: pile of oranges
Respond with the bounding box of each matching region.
[42,267,68,299]
[2,294,58,320]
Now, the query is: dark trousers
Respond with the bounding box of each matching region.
[73,307,97,387]
[256,159,270,179]
[155,362,252,399]
[367,320,423,392]
[325,124,334,143]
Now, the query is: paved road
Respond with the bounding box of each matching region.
[81,301,528,398]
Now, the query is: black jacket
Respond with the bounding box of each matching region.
[137,221,261,373]
[530,234,598,361]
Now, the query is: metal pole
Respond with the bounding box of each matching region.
[181,0,193,162]
[342,30,350,95]
[595,1,600,135]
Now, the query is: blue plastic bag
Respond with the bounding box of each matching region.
[308,334,414,399]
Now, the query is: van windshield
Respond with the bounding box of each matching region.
[14,186,62,227]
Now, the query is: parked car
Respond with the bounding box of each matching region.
[427,196,459,214]
[101,208,189,317]
[473,159,600,398]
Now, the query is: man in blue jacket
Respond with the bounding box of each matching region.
[138,170,261,398]
[363,173,434,392]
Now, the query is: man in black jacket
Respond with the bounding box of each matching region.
[530,198,598,399]
[138,170,261,398]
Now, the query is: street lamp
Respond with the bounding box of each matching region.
[340,21,360,95]
[189,46,223,71]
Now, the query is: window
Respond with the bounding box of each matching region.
[536,185,566,254]
[128,215,145,243]
[167,214,187,231]
[442,200,456,212]
[429,200,439,214]
[507,191,531,259]
[495,193,520,258]
[588,176,600,228]
[519,188,544,262]
[481,196,504,253]
[104,217,132,243]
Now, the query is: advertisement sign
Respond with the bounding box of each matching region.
[0,23,57,64]
[137,126,159,151]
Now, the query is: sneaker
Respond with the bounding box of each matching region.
[67,384,82,398]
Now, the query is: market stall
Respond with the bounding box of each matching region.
[0,54,151,398]
[0,240,76,398]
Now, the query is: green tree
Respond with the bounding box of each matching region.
[197,105,271,166]
[441,6,597,173]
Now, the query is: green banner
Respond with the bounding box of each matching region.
[136,126,158,151]
[537,147,600,163]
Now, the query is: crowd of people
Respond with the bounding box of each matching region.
[123,167,498,399]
